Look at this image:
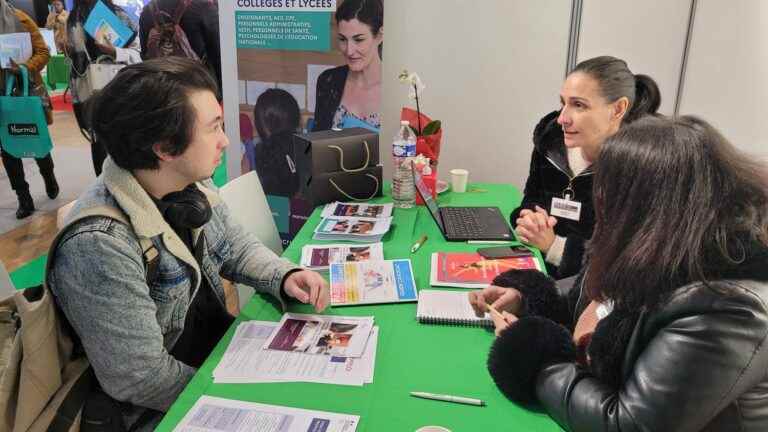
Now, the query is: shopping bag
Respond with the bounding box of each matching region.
[293,128,382,207]
[0,65,53,158]
[73,56,125,102]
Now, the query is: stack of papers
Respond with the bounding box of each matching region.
[174,395,359,432]
[329,259,417,306]
[313,216,392,242]
[313,202,393,242]
[213,314,377,386]
[321,202,393,219]
[300,243,384,270]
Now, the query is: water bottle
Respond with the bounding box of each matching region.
[392,120,417,208]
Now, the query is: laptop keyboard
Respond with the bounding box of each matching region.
[442,207,486,237]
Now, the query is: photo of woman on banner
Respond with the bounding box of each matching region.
[244,88,301,197]
[312,0,383,132]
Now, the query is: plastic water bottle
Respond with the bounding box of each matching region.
[392,120,417,208]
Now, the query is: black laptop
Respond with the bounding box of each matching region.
[413,168,513,241]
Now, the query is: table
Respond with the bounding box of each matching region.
[156,183,562,432]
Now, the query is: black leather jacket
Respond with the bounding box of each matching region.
[511,111,594,279]
[488,248,768,431]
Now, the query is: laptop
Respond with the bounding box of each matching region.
[413,168,513,241]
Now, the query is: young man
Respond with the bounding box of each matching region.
[48,58,329,431]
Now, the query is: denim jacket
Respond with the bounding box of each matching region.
[48,158,298,429]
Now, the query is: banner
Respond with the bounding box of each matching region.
[221,0,384,248]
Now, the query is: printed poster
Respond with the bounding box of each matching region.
[221,0,384,248]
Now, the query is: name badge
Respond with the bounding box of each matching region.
[551,197,582,221]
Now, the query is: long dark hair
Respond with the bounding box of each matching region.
[585,115,768,310]
[572,56,661,123]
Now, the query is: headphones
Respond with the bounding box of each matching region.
[157,184,212,229]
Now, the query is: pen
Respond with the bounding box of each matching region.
[411,235,428,253]
[410,391,485,406]
[485,302,511,324]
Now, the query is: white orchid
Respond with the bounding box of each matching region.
[398,69,426,100]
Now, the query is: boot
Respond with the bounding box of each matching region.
[15,189,34,219]
[42,171,59,199]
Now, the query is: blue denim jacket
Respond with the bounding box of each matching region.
[48,159,298,429]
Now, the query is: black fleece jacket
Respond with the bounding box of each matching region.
[511,111,594,279]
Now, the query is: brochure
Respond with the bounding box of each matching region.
[313,216,392,243]
[329,259,417,306]
[430,252,542,289]
[83,0,134,48]
[300,243,384,270]
[0,32,31,68]
[263,313,374,358]
[321,201,393,219]
[173,395,359,432]
[213,321,377,386]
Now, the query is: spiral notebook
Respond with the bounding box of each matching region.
[416,290,492,327]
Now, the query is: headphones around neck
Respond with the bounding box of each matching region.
[157,184,212,229]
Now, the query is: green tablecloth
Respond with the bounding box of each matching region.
[156,183,562,432]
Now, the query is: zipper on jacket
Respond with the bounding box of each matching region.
[544,154,594,201]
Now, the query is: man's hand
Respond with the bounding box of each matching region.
[283,270,330,313]
[468,285,522,318]
[515,205,557,253]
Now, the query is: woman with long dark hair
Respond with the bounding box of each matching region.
[67,0,141,176]
[511,56,661,279]
[471,115,768,431]
[312,0,383,131]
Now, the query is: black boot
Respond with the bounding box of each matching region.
[15,189,34,219]
[42,171,59,199]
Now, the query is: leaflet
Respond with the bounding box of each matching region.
[173,395,359,432]
[300,243,384,270]
[0,32,31,68]
[213,321,377,386]
[313,216,392,243]
[329,259,417,306]
[320,202,393,219]
[262,313,374,358]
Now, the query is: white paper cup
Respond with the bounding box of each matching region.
[415,426,451,432]
[450,169,469,193]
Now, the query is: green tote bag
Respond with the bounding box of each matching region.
[0,65,53,158]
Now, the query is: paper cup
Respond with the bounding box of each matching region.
[450,169,469,193]
[415,427,451,432]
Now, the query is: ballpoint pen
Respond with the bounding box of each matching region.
[410,391,485,406]
[410,235,428,253]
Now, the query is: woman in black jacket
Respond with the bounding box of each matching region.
[312,0,382,131]
[472,115,768,431]
[512,56,660,278]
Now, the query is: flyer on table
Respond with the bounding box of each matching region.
[263,313,374,358]
[330,259,417,306]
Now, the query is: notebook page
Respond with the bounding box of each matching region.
[417,290,492,326]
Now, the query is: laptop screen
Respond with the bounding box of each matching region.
[412,167,445,232]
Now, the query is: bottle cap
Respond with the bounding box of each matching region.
[401,120,410,126]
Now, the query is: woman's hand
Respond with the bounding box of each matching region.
[468,285,522,318]
[95,39,116,58]
[491,310,518,336]
[515,205,557,253]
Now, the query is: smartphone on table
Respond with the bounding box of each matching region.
[476,245,533,259]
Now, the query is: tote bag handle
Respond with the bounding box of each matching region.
[5,65,29,97]
[329,173,380,201]
[328,140,371,173]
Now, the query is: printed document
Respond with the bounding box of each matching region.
[300,243,384,270]
[173,395,359,432]
[263,313,374,358]
[213,321,377,386]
